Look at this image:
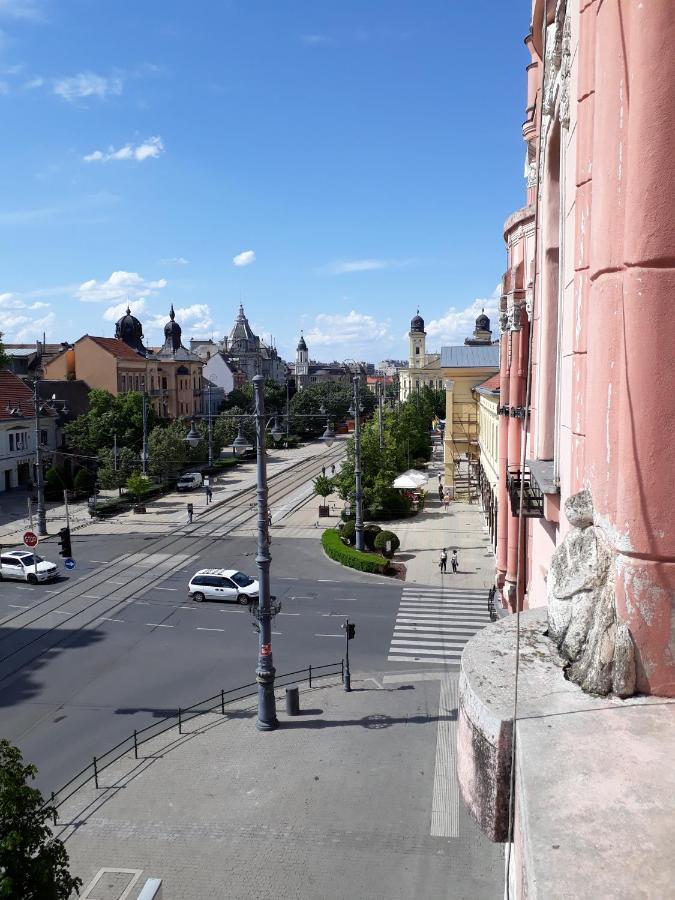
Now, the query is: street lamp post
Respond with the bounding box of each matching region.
[206,383,213,466]
[377,381,384,452]
[251,375,278,730]
[351,375,365,552]
[32,364,47,537]
[141,394,149,476]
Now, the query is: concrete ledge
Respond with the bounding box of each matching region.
[457,609,675,898]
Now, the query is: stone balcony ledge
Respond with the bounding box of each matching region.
[457,608,675,899]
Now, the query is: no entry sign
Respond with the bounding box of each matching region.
[23,531,38,548]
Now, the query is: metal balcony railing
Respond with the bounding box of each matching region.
[506,466,544,517]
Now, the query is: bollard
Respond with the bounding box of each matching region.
[285,685,300,716]
[221,689,225,715]
[133,729,138,759]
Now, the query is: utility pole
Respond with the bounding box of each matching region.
[141,394,148,475]
[378,381,384,452]
[207,383,213,466]
[253,375,278,731]
[352,375,365,552]
[285,377,290,440]
[33,344,47,536]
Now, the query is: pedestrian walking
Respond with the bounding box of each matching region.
[443,492,450,511]
[187,503,194,524]
[451,549,459,574]
[331,464,335,475]
[322,465,326,477]
[205,485,213,504]
[438,473,442,485]
[439,548,448,573]
[438,485,444,502]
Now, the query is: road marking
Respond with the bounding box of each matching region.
[318,579,338,583]
[146,623,175,628]
[83,594,103,600]
[431,676,459,837]
[387,655,450,664]
[90,560,110,564]
[99,617,124,623]
[53,610,72,615]
[179,605,196,610]
[383,672,445,683]
[315,633,343,638]
[8,604,30,609]
[272,631,283,635]
[278,612,300,616]
[334,598,359,602]
[154,587,178,591]
[109,580,127,585]
[15,585,34,591]
[44,589,59,592]
[196,627,225,632]
[279,577,298,581]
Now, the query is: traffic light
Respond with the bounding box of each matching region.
[342,621,356,640]
[58,527,72,558]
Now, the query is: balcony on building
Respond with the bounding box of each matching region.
[506,465,544,517]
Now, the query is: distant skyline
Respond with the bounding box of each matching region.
[0,1,528,361]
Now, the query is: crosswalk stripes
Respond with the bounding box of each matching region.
[388,584,491,666]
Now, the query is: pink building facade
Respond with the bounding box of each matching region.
[495,0,674,697]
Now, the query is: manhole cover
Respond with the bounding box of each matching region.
[81,868,142,900]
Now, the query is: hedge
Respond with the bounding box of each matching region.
[321,529,391,575]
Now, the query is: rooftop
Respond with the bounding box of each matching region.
[85,336,145,361]
[475,373,501,395]
[0,369,55,421]
[440,345,500,369]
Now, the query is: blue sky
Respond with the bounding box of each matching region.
[0,0,529,362]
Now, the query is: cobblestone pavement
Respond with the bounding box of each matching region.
[59,673,503,900]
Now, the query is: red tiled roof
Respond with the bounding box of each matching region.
[0,369,54,420]
[85,336,145,361]
[476,373,500,393]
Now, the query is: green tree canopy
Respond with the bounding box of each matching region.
[64,389,158,457]
[0,739,82,899]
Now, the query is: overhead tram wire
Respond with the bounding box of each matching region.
[0,443,344,656]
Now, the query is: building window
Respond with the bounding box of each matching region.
[121,374,126,392]
[415,346,420,355]
[140,376,145,392]
[9,434,13,452]
[40,429,48,446]
[135,376,140,391]
[162,377,167,390]
[9,432,28,452]
[151,375,155,391]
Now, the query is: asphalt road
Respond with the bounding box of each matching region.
[0,509,404,794]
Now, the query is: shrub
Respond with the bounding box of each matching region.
[363,523,382,550]
[73,468,95,494]
[341,520,356,545]
[374,530,400,558]
[321,529,390,575]
[126,473,151,500]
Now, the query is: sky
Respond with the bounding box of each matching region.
[0,0,529,363]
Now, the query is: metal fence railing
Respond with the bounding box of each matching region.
[46,660,344,818]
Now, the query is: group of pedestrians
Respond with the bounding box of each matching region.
[439,547,459,574]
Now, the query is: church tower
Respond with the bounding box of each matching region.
[296,332,309,391]
[409,310,426,369]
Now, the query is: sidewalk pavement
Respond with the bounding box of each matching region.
[0,439,341,545]
[58,672,503,900]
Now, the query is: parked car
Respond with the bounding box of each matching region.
[0,550,58,584]
[188,569,259,604]
[176,472,203,491]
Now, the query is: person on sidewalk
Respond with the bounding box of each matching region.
[451,549,459,574]
[187,503,194,524]
[331,464,336,475]
[322,465,326,477]
[439,548,447,573]
[205,485,213,504]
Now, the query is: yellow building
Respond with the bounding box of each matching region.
[475,374,500,548]
[44,306,204,420]
[441,326,499,499]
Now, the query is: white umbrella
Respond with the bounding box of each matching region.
[392,471,427,490]
[401,469,428,485]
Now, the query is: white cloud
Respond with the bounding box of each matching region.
[102,298,147,322]
[300,34,328,45]
[324,258,391,275]
[233,249,255,267]
[144,304,213,337]
[76,270,168,304]
[424,286,501,344]
[305,310,391,347]
[83,135,164,163]
[0,311,56,342]
[24,75,43,89]
[53,71,123,102]
[159,256,189,266]
[0,0,44,21]
[0,292,50,311]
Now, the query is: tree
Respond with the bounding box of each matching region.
[73,468,95,495]
[0,739,82,899]
[96,447,138,491]
[211,406,255,458]
[126,472,150,500]
[65,390,157,457]
[313,475,334,510]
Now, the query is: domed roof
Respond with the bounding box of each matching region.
[115,306,147,354]
[475,310,491,332]
[297,332,307,352]
[163,304,182,351]
[410,309,425,334]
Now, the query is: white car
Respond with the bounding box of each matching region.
[0,550,59,584]
[188,569,259,604]
[177,472,203,491]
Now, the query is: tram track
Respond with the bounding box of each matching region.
[0,444,344,685]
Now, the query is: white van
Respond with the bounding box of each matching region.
[187,569,259,604]
[176,472,203,491]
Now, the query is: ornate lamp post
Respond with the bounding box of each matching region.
[348,375,365,551]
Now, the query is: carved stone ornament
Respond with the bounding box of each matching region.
[547,490,636,697]
[542,1,567,117]
[499,311,509,334]
[525,287,534,320]
[509,304,522,332]
[559,13,572,129]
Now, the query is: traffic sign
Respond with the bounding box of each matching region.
[23,531,38,548]
[64,558,76,570]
